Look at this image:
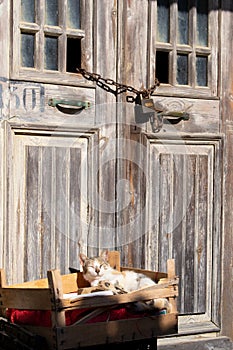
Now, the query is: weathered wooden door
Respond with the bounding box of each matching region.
[113,0,223,337]
[0,0,232,342]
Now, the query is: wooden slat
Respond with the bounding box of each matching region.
[6,278,49,289]
[76,271,90,288]
[68,147,82,269]
[0,269,6,288]
[25,146,40,282]
[195,155,208,313]
[23,326,54,350]
[116,0,149,267]
[47,270,66,328]
[54,147,67,274]
[0,289,51,309]
[166,259,178,314]
[93,0,117,252]
[40,146,53,279]
[3,273,77,292]
[61,273,78,293]
[121,267,167,282]
[108,250,120,270]
[59,314,178,348]
[0,269,7,316]
[167,259,175,279]
[61,281,178,310]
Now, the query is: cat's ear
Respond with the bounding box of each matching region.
[100,250,109,261]
[79,253,87,266]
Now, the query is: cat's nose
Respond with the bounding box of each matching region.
[95,267,100,274]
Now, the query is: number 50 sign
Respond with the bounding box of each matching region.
[0,79,45,118]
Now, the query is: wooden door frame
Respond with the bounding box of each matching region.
[220,0,233,340]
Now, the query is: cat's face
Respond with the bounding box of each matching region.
[79,251,110,280]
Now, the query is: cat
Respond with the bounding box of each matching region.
[79,250,171,313]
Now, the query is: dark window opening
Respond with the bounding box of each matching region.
[156,51,169,84]
[66,38,81,73]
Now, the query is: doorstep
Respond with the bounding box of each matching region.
[158,335,233,350]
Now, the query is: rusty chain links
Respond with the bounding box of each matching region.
[77,68,160,101]
[76,68,189,133]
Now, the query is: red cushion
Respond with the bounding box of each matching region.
[6,307,149,327]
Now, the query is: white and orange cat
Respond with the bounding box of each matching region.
[79,250,171,313]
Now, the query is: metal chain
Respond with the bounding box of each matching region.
[77,68,160,101]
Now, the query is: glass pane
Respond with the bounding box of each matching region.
[21,33,35,67]
[157,0,170,43]
[44,36,58,70]
[67,0,81,29]
[178,0,189,44]
[156,51,169,83]
[45,0,58,26]
[177,54,188,85]
[197,0,208,46]
[196,56,208,86]
[21,0,35,23]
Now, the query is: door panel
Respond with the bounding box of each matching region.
[4,122,99,284]
[143,133,223,331]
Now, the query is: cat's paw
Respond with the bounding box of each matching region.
[97,280,119,294]
[97,280,113,289]
[114,281,128,294]
[97,280,127,294]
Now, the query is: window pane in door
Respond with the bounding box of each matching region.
[44,36,58,70]
[178,0,189,44]
[21,33,35,67]
[196,56,208,86]
[66,38,81,72]
[67,0,81,29]
[197,0,208,46]
[157,0,170,43]
[156,51,169,83]
[45,0,58,26]
[21,0,35,23]
[177,54,188,85]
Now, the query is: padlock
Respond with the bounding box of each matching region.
[134,95,155,124]
[141,98,155,113]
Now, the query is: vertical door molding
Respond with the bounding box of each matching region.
[220,0,233,340]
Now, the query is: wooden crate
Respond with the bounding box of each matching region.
[0,252,178,349]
